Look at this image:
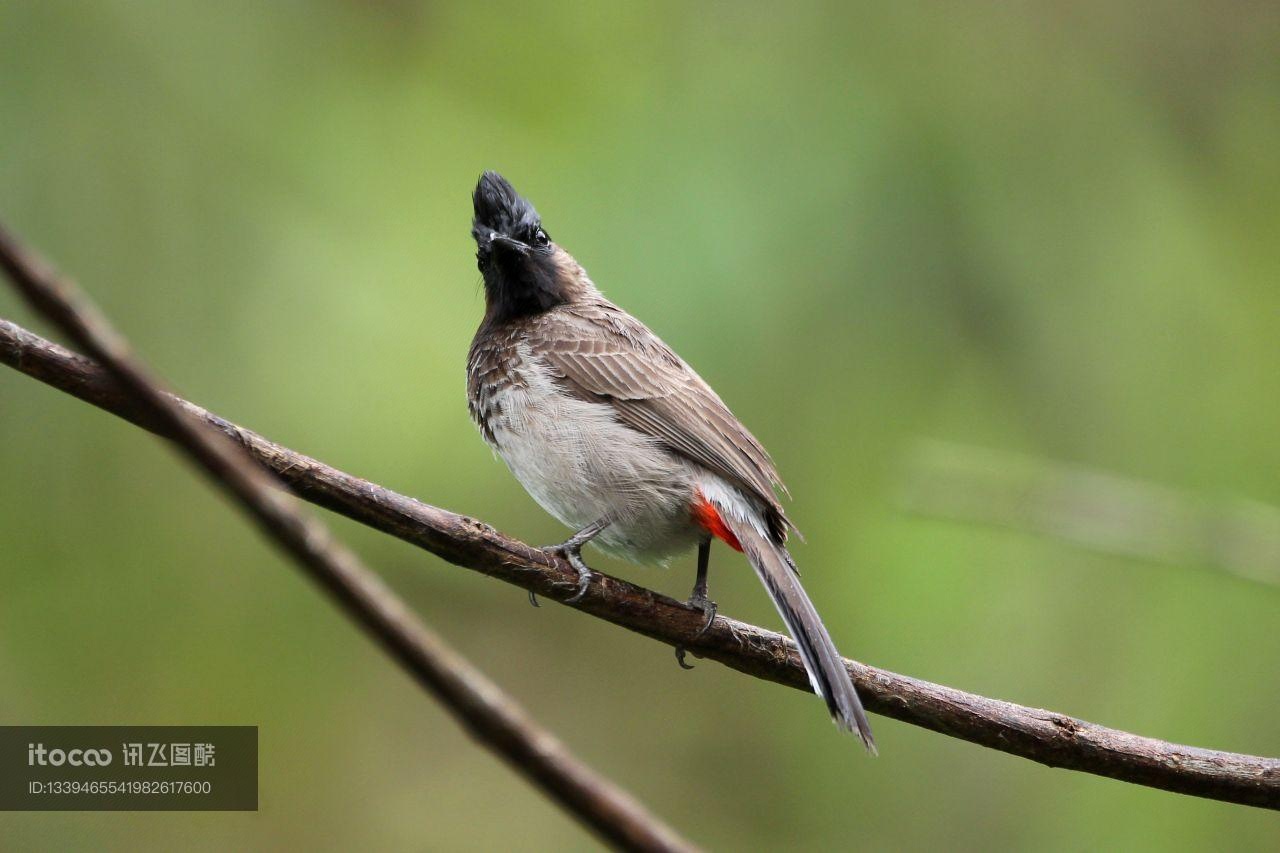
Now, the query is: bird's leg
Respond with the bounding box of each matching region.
[689,538,717,631]
[675,538,717,670]
[540,516,610,604]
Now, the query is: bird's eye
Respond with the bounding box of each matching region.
[533,228,549,246]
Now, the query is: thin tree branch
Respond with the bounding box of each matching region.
[898,440,1280,587]
[1,292,1277,811]
[0,225,697,853]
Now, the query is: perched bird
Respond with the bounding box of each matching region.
[465,171,874,749]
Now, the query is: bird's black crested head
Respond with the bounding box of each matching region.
[472,170,540,239]
[471,171,577,321]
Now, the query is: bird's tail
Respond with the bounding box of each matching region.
[717,507,876,752]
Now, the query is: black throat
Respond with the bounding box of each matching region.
[478,247,567,324]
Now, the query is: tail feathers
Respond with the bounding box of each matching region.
[718,510,876,752]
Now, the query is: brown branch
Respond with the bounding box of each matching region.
[0,225,697,853]
[1,282,1277,811]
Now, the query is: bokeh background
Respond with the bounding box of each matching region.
[2,2,1278,850]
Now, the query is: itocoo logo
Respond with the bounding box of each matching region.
[27,743,113,767]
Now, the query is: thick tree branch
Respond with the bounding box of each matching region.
[0,226,696,853]
[2,312,1277,811]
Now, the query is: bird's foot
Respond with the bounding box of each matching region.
[687,591,718,638]
[540,541,593,603]
[673,593,717,670]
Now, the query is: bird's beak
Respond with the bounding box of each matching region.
[488,232,530,257]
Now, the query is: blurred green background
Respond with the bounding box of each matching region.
[2,1,1278,850]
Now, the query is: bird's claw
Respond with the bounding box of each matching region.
[540,542,593,603]
[566,570,591,603]
[690,596,717,637]
[674,594,717,670]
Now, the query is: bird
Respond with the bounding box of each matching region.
[465,170,874,749]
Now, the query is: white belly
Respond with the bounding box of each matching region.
[484,342,704,562]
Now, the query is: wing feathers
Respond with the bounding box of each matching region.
[529,301,792,534]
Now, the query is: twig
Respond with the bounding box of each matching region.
[1,278,1278,813]
[0,224,697,853]
[898,440,1280,587]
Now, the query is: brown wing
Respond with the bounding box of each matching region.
[527,300,793,537]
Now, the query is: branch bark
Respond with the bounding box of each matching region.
[0,226,697,853]
[1,296,1277,810]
